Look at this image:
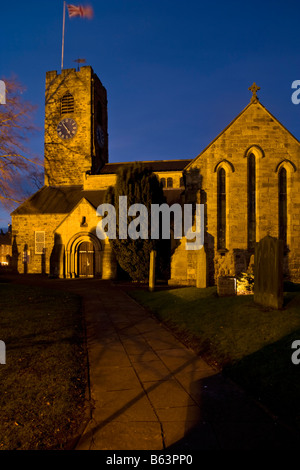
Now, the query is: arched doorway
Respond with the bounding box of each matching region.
[65,233,102,279]
[78,241,95,277]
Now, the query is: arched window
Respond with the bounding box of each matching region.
[180,177,184,187]
[97,101,103,125]
[167,177,173,188]
[279,167,287,247]
[248,153,256,251]
[160,178,166,188]
[217,168,226,250]
[61,92,74,115]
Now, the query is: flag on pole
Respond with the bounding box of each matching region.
[61,3,94,70]
[67,4,94,19]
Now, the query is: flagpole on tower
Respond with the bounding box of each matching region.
[61,1,66,70]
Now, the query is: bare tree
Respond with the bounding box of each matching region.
[0,77,43,206]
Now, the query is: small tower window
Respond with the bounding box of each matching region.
[61,92,74,115]
[167,177,173,188]
[160,178,166,188]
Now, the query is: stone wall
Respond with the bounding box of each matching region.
[11,213,65,274]
[172,100,300,285]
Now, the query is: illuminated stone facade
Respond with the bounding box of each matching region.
[170,96,300,284]
[11,69,300,284]
[44,66,108,185]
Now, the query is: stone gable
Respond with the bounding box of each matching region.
[180,100,300,283]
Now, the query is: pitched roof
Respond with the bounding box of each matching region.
[12,183,183,216]
[11,186,107,215]
[100,159,192,174]
[185,100,300,171]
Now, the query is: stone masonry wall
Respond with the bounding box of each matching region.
[11,214,65,274]
[174,101,300,284]
[44,66,108,186]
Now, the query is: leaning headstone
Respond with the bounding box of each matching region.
[149,250,156,292]
[254,235,284,309]
[196,246,207,288]
[217,276,237,296]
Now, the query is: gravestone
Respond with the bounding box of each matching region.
[217,276,237,296]
[254,235,284,309]
[149,250,156,292]
[0,340,5,365]
[196,246,207,288]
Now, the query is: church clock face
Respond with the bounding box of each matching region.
[57,118,77,140]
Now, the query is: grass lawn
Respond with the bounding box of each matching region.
[129,285,300,431]
[0,280,88,450]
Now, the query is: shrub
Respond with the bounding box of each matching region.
[104,162,168,282]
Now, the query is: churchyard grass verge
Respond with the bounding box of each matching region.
[130,284,300,432]
[0,281,87,450]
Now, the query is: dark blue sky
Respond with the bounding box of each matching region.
[0,0,300,226]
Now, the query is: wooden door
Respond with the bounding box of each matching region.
[78,242,94,277]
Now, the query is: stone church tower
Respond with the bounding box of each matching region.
[44,66,108,185]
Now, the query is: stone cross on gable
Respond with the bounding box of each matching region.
[248,82,260,102]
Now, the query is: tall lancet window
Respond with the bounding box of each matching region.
[217,168,226,250]
[279,167,287,248]
[247,153,256,251]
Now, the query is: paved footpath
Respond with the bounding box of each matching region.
[7,276,300,450]
[69,279,299,450]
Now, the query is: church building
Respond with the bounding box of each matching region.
[11,66,300,284]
